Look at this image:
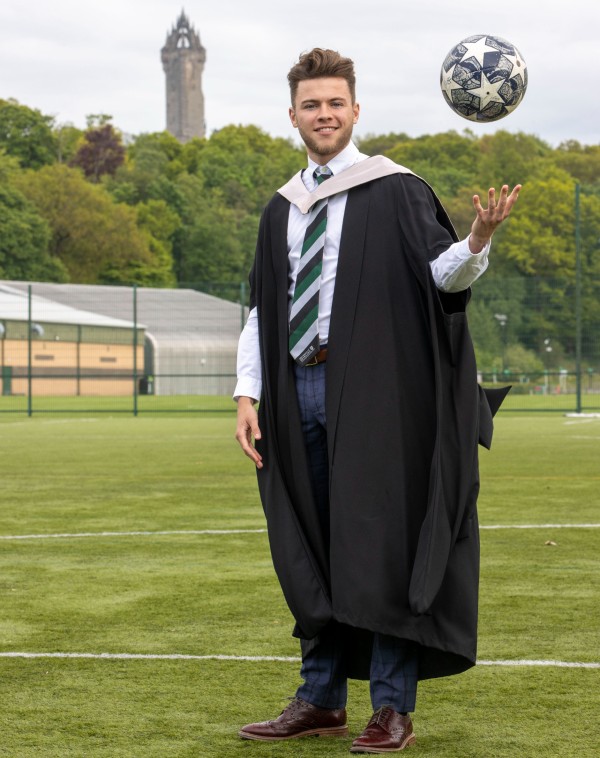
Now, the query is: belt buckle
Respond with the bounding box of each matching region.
[305,345,327,366]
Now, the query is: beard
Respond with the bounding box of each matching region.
[297,122,354,161]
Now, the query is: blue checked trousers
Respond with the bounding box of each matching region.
[293,363,418,713]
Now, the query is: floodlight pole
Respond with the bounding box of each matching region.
[575,184,582,414]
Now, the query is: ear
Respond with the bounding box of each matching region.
[352,102,360,125]
[289,106,298,128]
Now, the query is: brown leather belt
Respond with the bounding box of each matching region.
[304,347,328,366]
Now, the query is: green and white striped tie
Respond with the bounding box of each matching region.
[289,166,332,366]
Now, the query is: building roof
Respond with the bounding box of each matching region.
[0,282,243,345]
[0,284,139,329]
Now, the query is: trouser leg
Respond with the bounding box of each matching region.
[370,634,418,713]
[296,624,348,709]
[293,363,347,708]
[293,363,330,541]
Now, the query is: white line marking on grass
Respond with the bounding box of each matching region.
[479,524,600,530]
[0,652,299,662]
[0,529,267,540]
[1,525,599,541]
[477,659,600,669]
[0,652,598,668]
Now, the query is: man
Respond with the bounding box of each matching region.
[234,48,519,752]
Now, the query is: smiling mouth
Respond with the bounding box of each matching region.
[316,127,337,133]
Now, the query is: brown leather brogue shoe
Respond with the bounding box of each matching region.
[350,707,415,753]
[239,697,348,741]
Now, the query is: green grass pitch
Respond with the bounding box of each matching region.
[0,413,598,756]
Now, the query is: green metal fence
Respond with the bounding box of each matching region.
[0,277,598,416]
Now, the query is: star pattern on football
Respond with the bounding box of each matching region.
[440,34,528,122]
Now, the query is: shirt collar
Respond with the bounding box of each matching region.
[303,142,364,189]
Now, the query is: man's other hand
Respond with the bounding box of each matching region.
[235,396,263,469]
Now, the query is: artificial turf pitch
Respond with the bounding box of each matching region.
[0,413,598,756]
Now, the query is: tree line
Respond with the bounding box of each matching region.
[0,97,598,370]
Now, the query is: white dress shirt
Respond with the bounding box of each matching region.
[234,142,490,401]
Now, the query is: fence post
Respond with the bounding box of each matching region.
[133,285,138,417]
[575,183,582,414]
[77,324,82,397]
[27,284,33,417]
[240,281,247,332]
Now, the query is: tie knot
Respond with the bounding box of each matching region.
[314,166,332,185]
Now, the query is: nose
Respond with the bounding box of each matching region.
[316,104,334,120]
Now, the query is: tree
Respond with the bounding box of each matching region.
[54,124,84,164]
[176,202,256,284]
[194,125,305,214]
[355,132,410,156]
[0,183,67,281]
[385,131,482,204]
[14,165,172,285]
[108,132,187,206]
[70,119,125,182]
[135,199,179,286]
[128,131,184,170]
[553,140,600,186]
[169,172,256,284]
[476,130,553,188]
[0,99,57,168]
[496,168,577,278]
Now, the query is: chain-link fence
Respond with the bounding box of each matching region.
[0,277,598,415]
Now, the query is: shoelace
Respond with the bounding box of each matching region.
[371,706,388,726]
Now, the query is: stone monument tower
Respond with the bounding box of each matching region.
[161,11,207,142]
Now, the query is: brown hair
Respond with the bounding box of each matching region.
[287,48,356,106]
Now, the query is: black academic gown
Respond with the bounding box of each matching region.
[250,170,506,681]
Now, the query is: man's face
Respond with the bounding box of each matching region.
[289,77,360,165]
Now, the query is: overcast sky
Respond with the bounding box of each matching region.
[1,0,598,148]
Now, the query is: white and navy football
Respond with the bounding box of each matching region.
[440,35,527,122]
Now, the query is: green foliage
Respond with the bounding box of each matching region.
[554,140,600,185]
[195,124,305,214]
[503,343,545,374]
[0,183,67,282]
[54,124,84,164]
[130,131,185,164]
[177,203,259,284]
[0,98,58,168]
[477,131,553,187]
[355,132,410,155]
[135,199,179,287]
[386,130,480,199]
[85,113,114,129]
[494,170,576,277]
[13,165,172,286]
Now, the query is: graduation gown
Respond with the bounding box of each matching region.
[249,162,507,681]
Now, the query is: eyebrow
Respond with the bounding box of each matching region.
[299,97,348,106]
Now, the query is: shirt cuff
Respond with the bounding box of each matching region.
[233,377,262,403]
[460,236,491,258]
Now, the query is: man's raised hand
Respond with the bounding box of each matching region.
[469,184,522,253]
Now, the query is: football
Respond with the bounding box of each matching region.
[440,34,527,122]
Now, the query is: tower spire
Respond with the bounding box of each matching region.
[161,10,207,141]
